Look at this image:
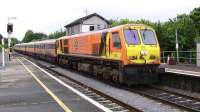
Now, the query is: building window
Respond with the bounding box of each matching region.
[104,25,108,29]
[67,28,70,35]
[71,27,74,35]
[89,26,95,31]
[97,25,101,30]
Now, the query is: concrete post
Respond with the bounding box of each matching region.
[8,33,11,61]
[197,43,200,67]
[176,29,179,64]
[1,38,5,67]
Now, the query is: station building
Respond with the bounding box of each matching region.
[64,13,111,36]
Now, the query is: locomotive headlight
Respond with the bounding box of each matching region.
[144,51,148,55]
[140,51,145,55]
[140,50,148,56]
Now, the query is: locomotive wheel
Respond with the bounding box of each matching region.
[111,69,119,83]
[102,67,111,80]
[119,71,124,84]
[93,65,98,76]
[93,65,102,79]
[77,63,81,71]
[72,62,78,70]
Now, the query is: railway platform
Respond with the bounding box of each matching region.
[159,64,200,77]
[0,56,104,112]
[159,64,200,92]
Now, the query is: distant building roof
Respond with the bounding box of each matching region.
[64,13,110,28]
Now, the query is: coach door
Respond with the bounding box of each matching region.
[56,40,62,54]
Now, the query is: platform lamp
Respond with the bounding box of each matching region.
[7,17,16,61]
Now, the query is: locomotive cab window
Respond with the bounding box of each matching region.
[112,32,121,48]
[140,29,157,45]
[124,29,140,45]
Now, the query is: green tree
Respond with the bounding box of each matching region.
[48,29,66,39]
[110,18,155,27]
[154,21,165,50]
[110,14,197,51]
[10,38,19,47]
[0,34,8,49]
[176,14,196,50]
[22,30,34,42]
[160,14,196,51]
[22,30,47,43]
[110,19,119,27]
[0,34,2,45]
[31,32,48,41]
[190,7,200,39]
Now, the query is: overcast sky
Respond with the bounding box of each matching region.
[0,0,200,41]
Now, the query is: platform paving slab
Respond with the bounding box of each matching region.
[35,56,187,112]
[0,57,103,112]
[159,64,200,72]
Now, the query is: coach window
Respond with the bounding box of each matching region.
[47,44,50,49]
[52,44,55,49]
[50,44,54,49]
[112,32,121,49]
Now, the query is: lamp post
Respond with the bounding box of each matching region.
[176,28,179,64]
[169,18,179,64]
[7,17,16,61]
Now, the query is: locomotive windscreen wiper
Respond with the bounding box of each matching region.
[124,29,140,45]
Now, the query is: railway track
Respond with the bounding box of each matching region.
[128,85,200,112]
[20,54,200,112]
[22,55,142,112]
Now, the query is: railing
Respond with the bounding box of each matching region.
[161,51,200,65]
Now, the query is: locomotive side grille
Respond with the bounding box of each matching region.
[92,44,100,55]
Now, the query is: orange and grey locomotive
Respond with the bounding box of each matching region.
[14,24,160,85]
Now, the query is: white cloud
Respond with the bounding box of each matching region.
[0,0,199,41]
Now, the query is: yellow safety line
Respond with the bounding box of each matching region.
[17,58,72,112]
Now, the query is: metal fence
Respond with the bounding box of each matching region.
[161,51,200,65]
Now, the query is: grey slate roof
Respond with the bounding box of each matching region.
[64,13,110,28]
